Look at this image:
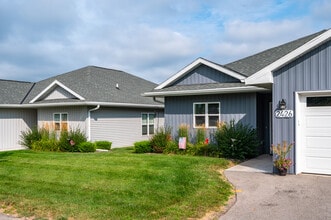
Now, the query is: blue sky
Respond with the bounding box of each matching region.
[0,0,331,84]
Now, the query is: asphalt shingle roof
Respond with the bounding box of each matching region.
[224,30,327,77]
[22,66,161,106]
[0,80,34,104]
[149,29,328,95]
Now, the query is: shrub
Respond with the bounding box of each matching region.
[134,140,152,153]
[177,124,189,140]
[68,128,87,146]
[95,141,112,150]
[31,139,59,152]
[20,127,42,149]
[150,127,172,153]
[59,129,87,152]
[196,127,206,144]
[215,120,259,160]
[58,130,72,152]
[77,142,96,153]
[185,143,209,156]
[163,140,188,155]
[20,127,88,153]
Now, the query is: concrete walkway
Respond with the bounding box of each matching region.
[220,155,331,220]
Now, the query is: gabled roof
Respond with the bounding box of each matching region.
[21,66,163,107]
[29,80,85,103]
[225,30,327,77]
[145,29,330,97]
[246,29,331,85]
[0,66,163,108]
[0,79,34,105]
[155,57,246,90]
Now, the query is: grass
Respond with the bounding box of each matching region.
[0,148,233,220]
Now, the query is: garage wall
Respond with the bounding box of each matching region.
[0,108,37,151]
[273,39,331,173]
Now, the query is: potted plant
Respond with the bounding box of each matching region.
[271,141,293,176]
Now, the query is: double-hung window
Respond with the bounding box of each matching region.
[142,113,155,135]
[193,102,220,128]
[53,113,68,131]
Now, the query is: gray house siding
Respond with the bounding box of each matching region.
[171,64,240,86]
[44,86,77,100]
[0,109,37,151]
[90,107,164,148]
[165,93,257,142]
[37,106,88,133]
[273,40,331,173]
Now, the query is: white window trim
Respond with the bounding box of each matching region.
[193,102,220,128]
[141,113,156,136]
[53,112,69,131]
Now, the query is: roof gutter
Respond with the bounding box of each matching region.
[87,105,100,141]
[0,101,164,109]
[144,86,269,97]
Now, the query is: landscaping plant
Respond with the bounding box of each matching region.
[20,126,98,153]
[215,120,259,160]
[150,127,172,153]
[134,140,152,153]
[95,141,112,150]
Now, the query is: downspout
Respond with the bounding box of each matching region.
[88,105,100,141]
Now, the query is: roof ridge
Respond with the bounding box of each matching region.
[0,79,32,83]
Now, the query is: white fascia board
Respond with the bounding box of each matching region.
[155,58,246,90]
[29,80,85,103]
[18,101,164,109]
[0,104,22,108]
[246,29,331,85]
[144,86,269,97]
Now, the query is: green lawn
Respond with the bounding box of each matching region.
[0,148,233,220]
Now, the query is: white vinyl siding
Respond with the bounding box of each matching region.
[193,102,220,128]
[38,107,87,133]
[44,86,76,100]
[90,108,164,148]
[0,109,37,151]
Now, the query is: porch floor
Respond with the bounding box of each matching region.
[226,154,273,173]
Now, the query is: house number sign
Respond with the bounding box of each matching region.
[275,110,294,118]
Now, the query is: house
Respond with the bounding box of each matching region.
[0,66,164,150]
[144,29,331,175]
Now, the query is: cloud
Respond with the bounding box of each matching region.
[0,0,330,84]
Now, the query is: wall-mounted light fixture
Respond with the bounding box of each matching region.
[279,99,286,110]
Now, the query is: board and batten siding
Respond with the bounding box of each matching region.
[273,39,331,173]
[90,107,164,148]
[0,109,37,151]
[172,64,240,86]
[165,93,257,141]
[37,106,88,133]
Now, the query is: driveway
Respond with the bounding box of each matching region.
[220,155,331,220]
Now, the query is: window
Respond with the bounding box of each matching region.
[53,113,68,131]
[307,96,331,107]
[193,102,220,128]
[142,113,155,135]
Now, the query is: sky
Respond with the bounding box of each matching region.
[0,0,331,84]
